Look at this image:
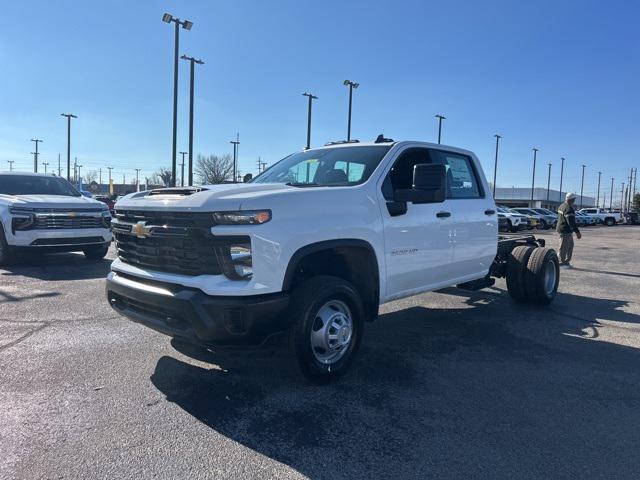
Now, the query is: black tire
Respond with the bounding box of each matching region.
[83,244,109,260]
[0,224,13,266]
[289,275,365,384]
[506,245,535,303]
[605,217,615,226]
[525,247,559,305]
[507,220,515,233]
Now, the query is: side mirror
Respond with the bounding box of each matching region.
[394,163,447,204]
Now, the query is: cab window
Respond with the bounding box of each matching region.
[431,150,482,199]
[381,148,433,200]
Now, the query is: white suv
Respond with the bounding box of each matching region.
[0,172,112,264]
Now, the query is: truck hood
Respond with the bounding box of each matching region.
[0,194,105,210]
[115,183,297,211]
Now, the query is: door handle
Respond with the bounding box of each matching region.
[484,209,496,215]
[436,211,451,218]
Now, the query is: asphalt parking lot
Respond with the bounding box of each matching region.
[1,226,639,480]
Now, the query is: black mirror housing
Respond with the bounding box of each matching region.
[393,163,447,204]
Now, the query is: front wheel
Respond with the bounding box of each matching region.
[538,220,548,230]
[83,244,109,260]
[289,275,365,383]
[605,217,615,226]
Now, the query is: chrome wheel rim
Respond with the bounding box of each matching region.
[543,260,557,295]
[310,299,353,365]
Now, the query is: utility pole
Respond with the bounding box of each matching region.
[492,134,501,197]
[343,80,359,141]
[135,168,141,191]
[230,134,240,183]
[546,163,552,207]
[77,164,83,185]
[435,115,446,144]
[31,139,43,173]
[8,161,14,171]
[179,151,187,187]
[162,13,194,187]
[99,168,102,185]
[73,157,77,182]
[633,168,638,211]
[579,164,585,209]
[57,153,61,176]
[180,54,204,186]
[530,148,538,207]
[596,171,602,209]
[610,177,614,210]
[621,183,625,211]
[558,157,565,202]
[302,92,318,149]
[107,167,113,188]
[43,162,49,173]
[256,157,262,174]
[61,113,77,181]
[261,161,267,173]
[628,168,634,212]
[123,173,126,185]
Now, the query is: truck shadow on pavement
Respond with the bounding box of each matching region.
[150,289,640,480]
[0,253,112,281]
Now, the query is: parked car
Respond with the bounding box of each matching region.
[623,212,639,225]
[531,208,558,228]
[575,211,596,226]
[0,172,112,264]
[106,139,560,382]
[578,208,622,226]
[94,195,116,215]
[498,213,510,232]
[496,206,527,232]
[511,208,551,230]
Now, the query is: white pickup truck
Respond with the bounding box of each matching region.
[578,207,622,226]
[106,139,560,382]
[0,172,112,264]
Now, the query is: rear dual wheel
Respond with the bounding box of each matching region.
[507,246,559,305]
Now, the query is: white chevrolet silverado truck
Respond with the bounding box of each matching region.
[106,139,560,382]
[0,172,112,264]
[578,207,622,226]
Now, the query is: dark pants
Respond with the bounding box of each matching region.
[558,233,574,263]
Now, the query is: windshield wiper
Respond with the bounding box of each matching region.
[285,182,319,188]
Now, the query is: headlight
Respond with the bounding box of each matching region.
[215,237,253,280]
[9,207,35,232]
[213,210,271,225]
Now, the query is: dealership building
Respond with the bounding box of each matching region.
[494,187,596,210]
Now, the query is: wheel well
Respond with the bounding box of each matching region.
[284,242,380,321]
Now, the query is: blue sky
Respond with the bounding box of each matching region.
[0,0,638,200]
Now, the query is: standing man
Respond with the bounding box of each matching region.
[556,192,581,268]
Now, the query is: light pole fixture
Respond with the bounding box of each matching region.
[579,164,585,209]
[180,54,204,186]
[302,92,318,150]
[31,139,43,173]
[558,157,565,202]
[546,163,552,206]
[162,13,194,187]
[492,134,501,197]
[530,148,538,206]
[343,80,359,141]
[596,171,602,209]
[61,113,77,181]
[230,134,240,183]
[179,151,187,186]
[435,115,446,144]
[43,162,49,173]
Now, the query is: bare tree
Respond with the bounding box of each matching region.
[84,170,98,183]
[152,168,173,187]
[196,154,234,184]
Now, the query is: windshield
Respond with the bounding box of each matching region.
[0,175,81,196]
[252,145,392,186]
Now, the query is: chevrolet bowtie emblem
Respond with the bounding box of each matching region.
[132,221,152,238]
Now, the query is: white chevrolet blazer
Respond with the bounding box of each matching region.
[106,140,560,382]
[0,172,112,263]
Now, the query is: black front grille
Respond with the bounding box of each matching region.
[33,214,105,229]
[114,209,214,229]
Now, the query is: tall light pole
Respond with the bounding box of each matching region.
[162,13,193,187]
[558,157,565,202]
[492,134,501,197]
[31,139,43,173]
[61,113,77,181]
[435,114,446,144]
[180,54,204,187]
[596,171,602,209]
[302,92,318,149]
[610,177,614,210]
[179,151,187,186]
[579,164,585,209]
[230,135,240,183]
[135,168,141,191]
[546,163,552,207]
[343,80,359,141]
[530,148,538,206]
[57,153,61,176]
[8,161,14,171]
[43,162,49,173]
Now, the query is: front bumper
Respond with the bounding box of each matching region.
[106,271,289,346]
